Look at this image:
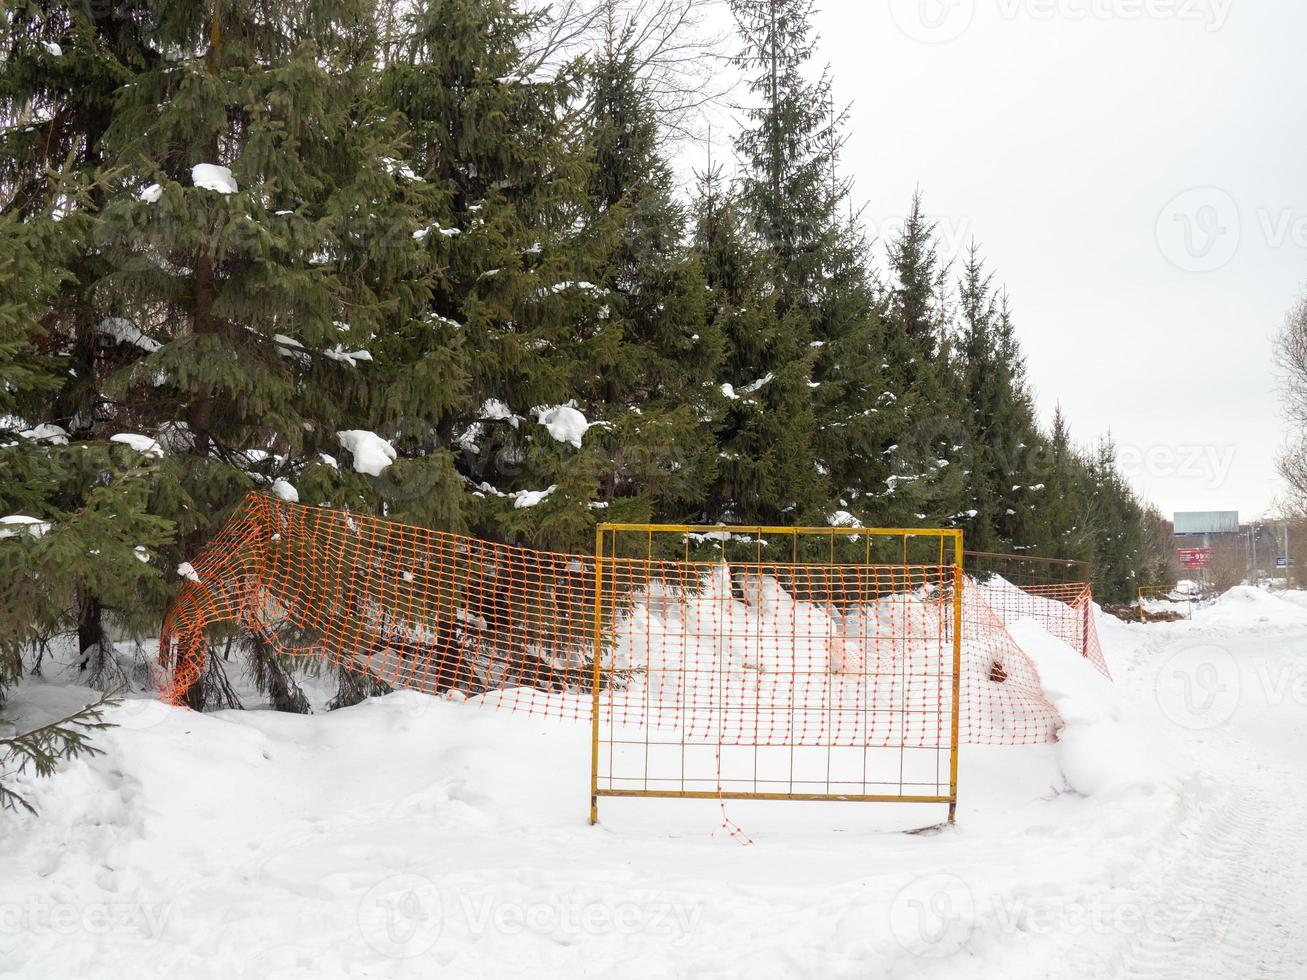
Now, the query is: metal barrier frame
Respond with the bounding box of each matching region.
[588,524,965,826]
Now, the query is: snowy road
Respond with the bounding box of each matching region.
[2,590,1306,978]
[1039,607,1307,980]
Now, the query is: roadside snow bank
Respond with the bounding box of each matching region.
[1190,585,1307,631]
[1009,617,1189,798]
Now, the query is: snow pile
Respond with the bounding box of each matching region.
[510,485,556,509]
[96,316,161,352]
[191,163,237,194]
[109,433,164,458]
[1009,617,1188,797]
[534,402,592,448]
[1190,585,1307,632]
[0,515,51,539]
[19,423,69,444]
[270,478,299,503]
[139,183,163,203]
[336,430,396,476]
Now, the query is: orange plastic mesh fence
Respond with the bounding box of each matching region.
[159,494,1105,752]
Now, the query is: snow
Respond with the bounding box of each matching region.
[534,403,591,448]
[1189,585,1307,631]
[336,430,396,476]
[0,515,50,539]
[109,433,164,458]
[510,485,556,508]
[96,316,160,352]
[42,41,62,56]
[480,398,521,428]
[270,478,299,502]
[1009,618,1189,797]
[176,562,201,582]
[5,586,1307,976]
[190,163,237,195]
[19,423,69,445]
[138,183,163,204]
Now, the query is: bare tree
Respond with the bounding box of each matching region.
[521,0,733,144]
[1275,290,1307,509]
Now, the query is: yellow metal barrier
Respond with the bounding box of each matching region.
[589,524,965,826]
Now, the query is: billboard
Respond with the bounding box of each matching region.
[1173,511,1240,535]
[1177,547,1213,570]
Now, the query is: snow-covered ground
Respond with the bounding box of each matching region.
[3,589,1306,978]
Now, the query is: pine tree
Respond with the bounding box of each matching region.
[955,248,1044,551]
[572,23,720,528]
[0,4,173,693]
[69,0,432,706]
[381,0,616,550]
[880,191,965,526]
[693,167,820,524]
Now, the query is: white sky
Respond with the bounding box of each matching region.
[686,0,1307,521]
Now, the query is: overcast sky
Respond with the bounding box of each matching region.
[690,0,1306,522]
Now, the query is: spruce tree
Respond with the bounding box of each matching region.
[572,23,719,528]
[381,0,616,550]
[75,0,431,706]
[0,3,173,692]
[693,167,820,524]
[880,191,965,527]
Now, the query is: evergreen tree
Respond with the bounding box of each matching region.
[956,248,1044,551]
[693,167,820,524]
[71,0,430,706]
[569,23,719,528]
[381,0,615,550]
[880,191,965,526]
[0,3,173,693]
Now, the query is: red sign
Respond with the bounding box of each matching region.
[1177,547,1213,570]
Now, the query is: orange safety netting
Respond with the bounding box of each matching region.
[160,494,1107,753]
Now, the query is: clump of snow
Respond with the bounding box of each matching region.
[19,423,69,445]
[322,347,372,367]
[0,515,50,539]
[336,430,396,476]
[534,403,592,449]
[109,433,164,458]
[96,316,160,352]
[1009,617,1189,797]
[177,562,201,583]
[270,479,299,503]
[139,183,163,204]
[318,453,338,469]
[133,546,150,563]
[510,485,557,508]
[481,398,521,428]
[191,163,237,195]
[43,41,62,56]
